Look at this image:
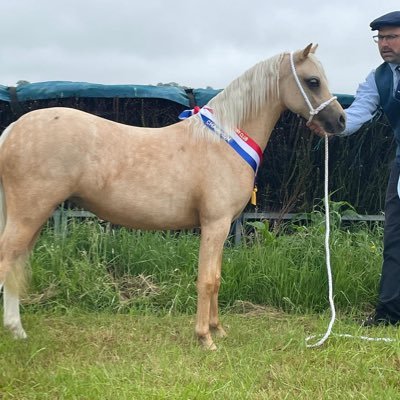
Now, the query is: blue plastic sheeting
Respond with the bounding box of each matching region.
[193,88,222,106]
[334,94,354,108]
[2,81,191,106]
[0,85,9,102]
[0,81,354,108]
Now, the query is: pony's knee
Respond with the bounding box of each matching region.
[196,280,215,298]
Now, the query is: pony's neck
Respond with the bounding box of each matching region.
[240,102,285,151]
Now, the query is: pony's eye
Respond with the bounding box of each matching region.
[307,77,320,88]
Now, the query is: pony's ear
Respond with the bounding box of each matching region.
[301,43,314,59]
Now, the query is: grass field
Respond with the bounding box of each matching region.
[2,210,400,399]
[1,311,400,399]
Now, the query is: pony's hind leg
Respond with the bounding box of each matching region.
[3,279,26,339]
[1,249,30,339]
[0,219,43,339]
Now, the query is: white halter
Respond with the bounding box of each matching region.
[289,51,337,124]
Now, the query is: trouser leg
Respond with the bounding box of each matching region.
[376,162,400,322]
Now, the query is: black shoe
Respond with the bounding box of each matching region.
[361,314,399,327]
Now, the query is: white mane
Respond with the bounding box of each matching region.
[188,52,285,141]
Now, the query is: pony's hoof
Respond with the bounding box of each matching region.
[13,329,27,340]
[198,335,217,351]
[5,324,27,339]
[210,324,228,339]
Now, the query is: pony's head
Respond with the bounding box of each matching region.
[279,44,346,136]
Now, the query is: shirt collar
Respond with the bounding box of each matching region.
[389,63,400,73]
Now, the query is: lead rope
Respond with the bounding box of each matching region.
[305,135,395,347]
[305,135,336,347]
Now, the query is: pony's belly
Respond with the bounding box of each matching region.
[119,212,200,230]
[83,200,200,230]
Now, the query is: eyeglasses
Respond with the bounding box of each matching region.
[373,34,400,43]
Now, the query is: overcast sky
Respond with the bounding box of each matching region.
[1,1,399,95]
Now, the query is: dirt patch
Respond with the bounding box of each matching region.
[114,274,160,303]
[229,300,285,318]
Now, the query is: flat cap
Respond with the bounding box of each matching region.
[370,11,400,30]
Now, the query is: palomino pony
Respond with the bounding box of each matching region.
[0,44,345,350]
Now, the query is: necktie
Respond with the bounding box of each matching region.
[395,66,400,100]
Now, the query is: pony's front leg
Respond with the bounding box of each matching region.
[3,283,26,339]
[209,250,227,339]
[196,219,230,350]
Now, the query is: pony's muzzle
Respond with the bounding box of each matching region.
[314,108,346,135]
[326,113,346,134]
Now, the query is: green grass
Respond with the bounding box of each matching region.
[1,214,395,398]
[1,311,400,399]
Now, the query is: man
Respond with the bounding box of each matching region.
[309,11,400,326]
